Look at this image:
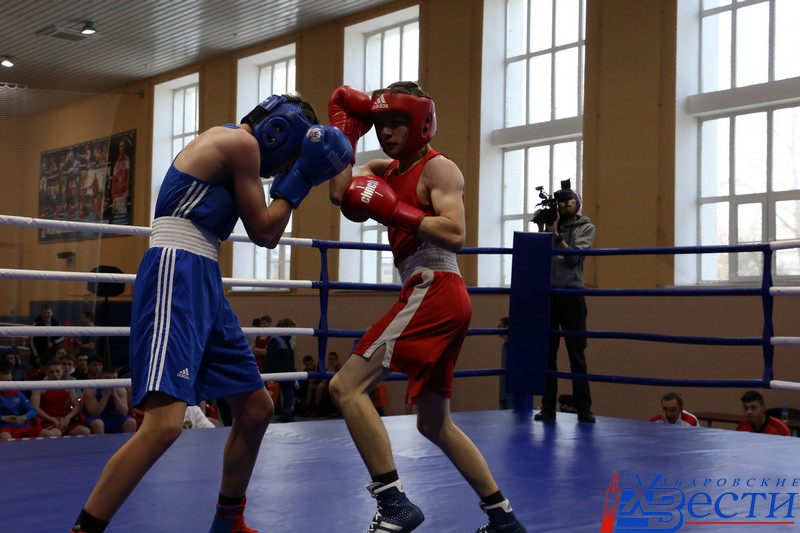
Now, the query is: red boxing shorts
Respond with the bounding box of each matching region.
[354,268,471,403]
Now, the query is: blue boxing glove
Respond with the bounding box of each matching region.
[270,125,352,209]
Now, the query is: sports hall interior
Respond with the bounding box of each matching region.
[1,0,798,425]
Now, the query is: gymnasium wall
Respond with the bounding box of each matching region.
[1,0,798,420]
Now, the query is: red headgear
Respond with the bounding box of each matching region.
[370,91,437,159]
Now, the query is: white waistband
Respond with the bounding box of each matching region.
[150,217,219,261]
[397,247,460,285]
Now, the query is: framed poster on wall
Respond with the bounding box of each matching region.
[38,130,135,242]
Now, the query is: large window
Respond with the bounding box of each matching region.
[480,0,586,286]
[339,6,419,284]
[232,45,296,288]
[676,0,800,284]
[151,73,199,221]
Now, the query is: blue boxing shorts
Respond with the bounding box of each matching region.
[129,237,263,407]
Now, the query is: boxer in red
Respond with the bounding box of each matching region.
[328,81,527,533]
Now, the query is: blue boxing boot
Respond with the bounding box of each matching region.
[476,499,527,533]
[366,479,425,533]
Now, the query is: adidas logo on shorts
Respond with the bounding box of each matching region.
[372,93,388,110]
[177,368,190,380]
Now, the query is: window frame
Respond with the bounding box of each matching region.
[231,44,297,291]
[479,0,587,287]
[338,6,420,285]
[151,73,200,222]
[676,0,800,285]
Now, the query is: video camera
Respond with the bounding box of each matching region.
[532,179,575,226]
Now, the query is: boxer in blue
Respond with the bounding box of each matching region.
[72,95,351,533]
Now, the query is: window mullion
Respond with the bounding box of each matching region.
[730,3,737,91]
[768,0,776,82]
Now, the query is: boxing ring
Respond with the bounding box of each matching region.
[2,214,800,532]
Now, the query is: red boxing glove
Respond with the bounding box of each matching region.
[328,86,373,163]
[341,176,426,234]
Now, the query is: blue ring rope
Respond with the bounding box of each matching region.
[552,287,762,297]
[557,330,762,346]
[550,371,765,388]
[287,235,786,393]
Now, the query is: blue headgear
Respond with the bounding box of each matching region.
[241,95,315,177]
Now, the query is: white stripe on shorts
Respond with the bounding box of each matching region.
[364,269,433,367]
[147,248,176,391]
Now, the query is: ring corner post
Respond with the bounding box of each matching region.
[317,243,330,368]
[760,245,775,384]
[507,231,551,409]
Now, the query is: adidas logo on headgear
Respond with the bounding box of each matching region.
[372,93,388,110]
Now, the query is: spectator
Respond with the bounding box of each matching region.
[123,368,146,430]
[30,358,90,437]
[54,346,68,360]
[87,355,105,380]
[498,316,511,410]
[533,179,597,424]
[60,353,86,402]
[264,318,297,423]
[3,349,26,381]
[211,396,232,428]
[30,305,64,360]
[0,364,58,441]
[648,392,698,427]
[370,383,389,416]
[73,352,90,381]
[326,350,342,373]
[312,351,341,417]
[251,314,272,371]
[295,355,318,417]
[199,400,222,427]
[183,405,217,429]
[83,368,137,434]
[245,317,261,347]
[61,354,78,380]
[24,354,46,382]
[74,311,97,356]
[736,390,791,436]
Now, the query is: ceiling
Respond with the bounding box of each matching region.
[0,0,393,115]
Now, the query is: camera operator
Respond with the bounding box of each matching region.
[532,180,597,423]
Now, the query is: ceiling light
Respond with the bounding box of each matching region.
[1,56,13,68]
[80,21,96,35]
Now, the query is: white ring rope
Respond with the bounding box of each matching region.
[0,214,151,237]
[770,336,800,346]
[0,213,314,247]
[0,372,318,392]
[0,268,136,284]
[0,326,317,337]
[769,287,800,296]
[769,380,800,392]
[223,278,313,289]
[769,239,800,251]
[0,268,313,290]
